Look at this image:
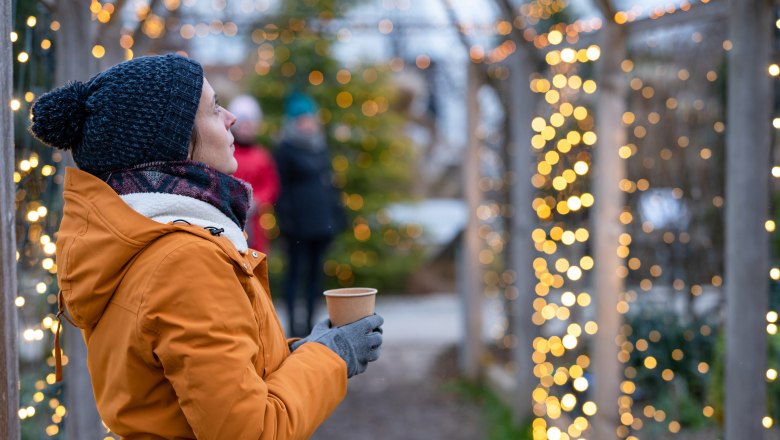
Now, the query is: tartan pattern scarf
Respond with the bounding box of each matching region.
[104,160,251,230]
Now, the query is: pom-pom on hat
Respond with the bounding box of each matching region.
[284,92,318,119]
[30,54,203,176]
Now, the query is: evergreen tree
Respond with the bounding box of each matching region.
[247,0,422,292]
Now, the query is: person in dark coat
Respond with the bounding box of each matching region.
[274,92,347,336]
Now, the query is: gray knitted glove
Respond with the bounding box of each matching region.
[291,314,384,378]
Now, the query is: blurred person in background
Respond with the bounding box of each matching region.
[274,92,347,337]
[228,94,279,253]
[30,54,382,439]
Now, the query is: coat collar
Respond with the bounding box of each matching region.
[62,167,264,277]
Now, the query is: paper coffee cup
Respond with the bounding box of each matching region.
[323,287,377,327]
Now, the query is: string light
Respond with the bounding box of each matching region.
[8,0,770,438]
[614,0,758,435]
[529,10,599,434]
[11,7,67,436]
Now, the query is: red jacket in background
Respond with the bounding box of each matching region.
[233,142,280,252]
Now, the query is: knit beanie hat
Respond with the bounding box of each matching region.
[30,54,203,176]
[284,92,318,119]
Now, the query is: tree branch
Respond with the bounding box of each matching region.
[38,0,56,13]
[96,0,128,45]
[593,0,615,19]
[129,0,162,52]
[108,0,128,26]
[438,0,476,61]
[437,0,512,116]
[493,0,542,65]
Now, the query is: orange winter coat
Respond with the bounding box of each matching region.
[55,168,347,440]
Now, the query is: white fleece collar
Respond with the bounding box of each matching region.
[120,192,248,252]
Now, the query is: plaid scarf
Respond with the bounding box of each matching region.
[104,161,251,230]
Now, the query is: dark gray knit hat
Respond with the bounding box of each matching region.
[30,54,203,176]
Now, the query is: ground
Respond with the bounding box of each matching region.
[312,343,484,440]
[277,293,488,440]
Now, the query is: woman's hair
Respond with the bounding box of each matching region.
[189,122,200,158]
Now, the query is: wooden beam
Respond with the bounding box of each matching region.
[724,0,771,438]
[625,0,727,35]
[593,0,615,19]
[439,4,486,381]
[438,0,517,86]
[506,48,540,425]
[592,17,628,440]
[458,61,484,380]
[439,5,503,380]
[439,0,480,61]
[95,0,128,68]
[550,1,728,52]
[1,0,20,438]
[439,0,542,96]
[493,0,543,66]
[53,0,97,86]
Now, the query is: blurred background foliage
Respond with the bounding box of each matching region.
[244,0,425,294]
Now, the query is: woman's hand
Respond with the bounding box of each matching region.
[291,314,384,378]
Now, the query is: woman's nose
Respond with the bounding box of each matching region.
[226,110,237,128]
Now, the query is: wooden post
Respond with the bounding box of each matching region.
[54,0,97,85]
[1,0,20,438]
[724,0,771,438]
[52,2,104,439]
[592,15,628,440]
[459,61,483,380]
[506,49,539,424]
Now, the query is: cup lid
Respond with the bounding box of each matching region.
[323,287,378,297]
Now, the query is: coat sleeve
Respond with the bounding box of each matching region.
[139,241,347,440]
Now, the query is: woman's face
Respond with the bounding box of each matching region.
[189,79,238,174]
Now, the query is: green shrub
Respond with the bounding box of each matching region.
[707,280,780,426]
[443,379,532,440]
[625,308,719,432]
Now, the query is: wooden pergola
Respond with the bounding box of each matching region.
[0,0,773,438]
[456,0,771,438]
[2,0,20,439]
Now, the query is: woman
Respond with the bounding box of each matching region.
[30,54,383,439]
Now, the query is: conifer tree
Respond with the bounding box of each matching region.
[247,0,422,292]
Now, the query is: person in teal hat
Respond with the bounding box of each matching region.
[285,91,320,119]
[274,92,347,336]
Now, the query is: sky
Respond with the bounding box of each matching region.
[190,0,706,161]
[194,0,700,64]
